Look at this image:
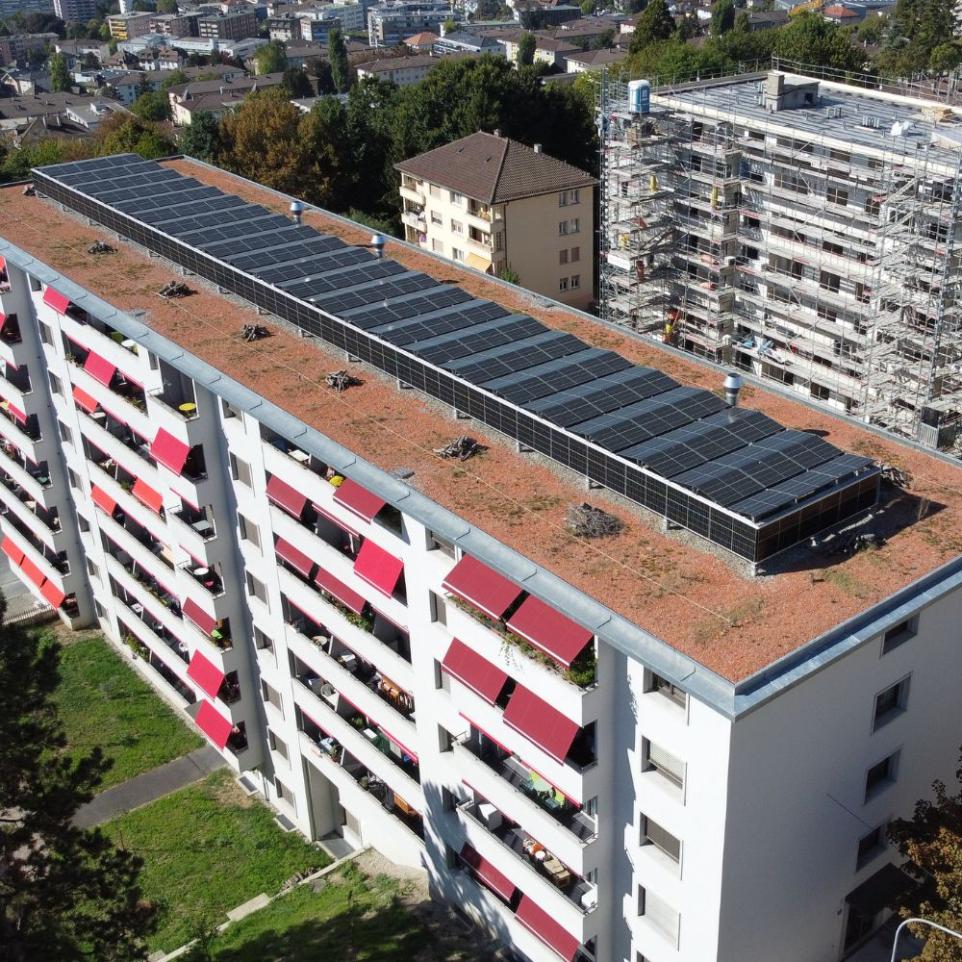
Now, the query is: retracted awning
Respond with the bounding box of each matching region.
[40,580,66,608]
[132,479,163,514]
[379,725,418,764]
[72,385,99,414]
[42,287,71,314]
[506,596,593,668]
[150,428,190,475]
[314,566,366,615]
[441,639,509,704]
[353,539,403,598]
[266,474,308,518]
[441,555,522,620]
[503,685,579,765]
[187,649,225,699]
[460,843,516,902]
[465,252,492,273]
[333,478,385,523]
[20,555,45,588]
[515,896,580,962]
[195,701,232,749]
[91,485,117,517]
[276,537,315,580]
[1,535,24,566]
[183,597,217,636]
[83,351,116,388]
[4,402,26,424]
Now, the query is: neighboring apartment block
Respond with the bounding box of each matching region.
[52,0,97,22]
[599,69,962,449]
[368,1,452,47]
[396,131,597,309]
[198,9,258,40]
[107,12,154,41]
[3,152,962,962]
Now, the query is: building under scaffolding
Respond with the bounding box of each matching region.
[599,66,962,448]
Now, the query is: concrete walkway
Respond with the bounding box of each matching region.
[74,745,225,828]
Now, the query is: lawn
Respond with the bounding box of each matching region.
[189,865,430,962]
[103,770,329,953]
[53,634,202,789]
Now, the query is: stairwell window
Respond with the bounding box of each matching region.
[881,618,916,655]
[873,676,910,730]
[638,886,680,945]
[643,738,685,794]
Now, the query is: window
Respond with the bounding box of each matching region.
[559,218,580,235]
[638,886,680,943]
[881,618,916,655]
[864,196,880,217]
[873,676,910,730]
[246,571,267,604]
[570,246,580,262]
[229,453,251,487]
[254,626,273,652]
[559,189,580,206]
[559,249,569,265]
[570,275,580,290]
[647,671,686,708]
[819,270,841,293]
[238,513,261,550]
[856,824,887,869]
[827,185,849,206]
[86,557,99,579]
[823,239,844,256]
[451,248,464,262]
[641,814,681,864]
[811,383,830,401]
[429,184,441,198]
[261,679,284,713]
[430,211,442,225]
[67,468,80,490]
[432,239,444,254]
[269,730,289,761]
[428,529,455,557]
[450,219,463,235]
[274,775,291,800]
[48,371,61,395]
[865,751,899,800]
[39,321,52,346]
[58,421,72,445]
[643,738,684,792]
[429,590,447,625]
[449,190,463,205]
[28,274,41,292]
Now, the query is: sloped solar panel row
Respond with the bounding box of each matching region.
[33,154,880,559]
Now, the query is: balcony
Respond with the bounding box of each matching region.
[401,207,427,233]
[77,405,156,476]
[1,513,68,578]
[0,473,61,547]
[467,201,493,223]
[104,538,181,614]
[180,560,224,598]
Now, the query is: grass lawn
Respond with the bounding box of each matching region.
[53,634,202,789]
[103,770,329,953]
[192,865,429,962]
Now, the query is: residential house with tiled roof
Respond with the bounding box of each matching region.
[396,130,597,307]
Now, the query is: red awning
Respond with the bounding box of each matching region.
[1,535,24,566]
[5,402,26,424]
[132,479,163,514]
[187,649,225,699]
[503,685,579,765]
[314,566,366,615]
[333,478,385,523]
[441,639,508,704]
[183,597,217,636]
[442,555,522,620]
[506,596,593,668]
[276,537,315,580]
[314,503,360,537]
[40,580,66,608]
[353,539,403,598]
[20,555,45,588]
[83,351,116,387]
[42,287,71,314]
[72,385,99,414]
[460,843,517,902]
[91,485,117,517]
[195,701,232,749]
[150,428,190,475]
[516,896,580,962]
[266,474,308,518]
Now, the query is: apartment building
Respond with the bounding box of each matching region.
[198,9,258,40]
[355,52,464,86]
[52,0,97,22]
[107,12,155,41]
[599,69,962,449]
[367,1,452,47]
[148,12,201,36]
[0,33,59,67]
[3,152,962,962]
[397,131,597,309]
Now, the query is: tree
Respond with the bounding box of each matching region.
[95,113,177,159]
[283,66,313,98]
[629,0,676,52]
[0,623,156,960]
[131,90,171,122]
[313,59,335,95]
[888,751,962,961]
[442,17,457,33]
[49,52,71,92]
[298,97,356,209]
[580,0,597,13]
[179,110,221,162]
[328,27,349,93]
[710,0,736,36]
[625,0,649,13]
[773,12,864,72]
[733,9,750,32]
[156,0,178,12]
[930,41,962,73]
[82,50,99,69]
[253,39,287,75]
[517,31,536,66]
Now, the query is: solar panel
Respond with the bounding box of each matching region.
[32,154,881,563]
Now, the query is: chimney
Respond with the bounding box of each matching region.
[723,372,743,408]
[533,143,542,153]
[493,128,501,137]
[289,200,304,224]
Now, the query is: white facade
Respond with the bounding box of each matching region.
[2,167,962,962]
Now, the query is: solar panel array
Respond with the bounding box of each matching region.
[33,154,881,563]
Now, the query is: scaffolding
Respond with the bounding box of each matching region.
[598,66,962,448]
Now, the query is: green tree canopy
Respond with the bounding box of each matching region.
[773,11,865,72]
[0,622,157,960]
[283,65,314,98]
[178,110,221,162]
[253,39,287,75]
[629,0,676,53]
[131,90,171,122]
[710,0,736,36]
[313,58,335,95]
[96,113,177,159]
[49,52,71,92]
[517,30,536,65]
[328,27,350,93]
[156,0,178,12]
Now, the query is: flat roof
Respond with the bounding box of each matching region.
[4,158,962,685]
[655,72,962,172]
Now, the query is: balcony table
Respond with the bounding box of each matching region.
[178,402,196,414]
[289,449,310,463]
[191,520,214,539]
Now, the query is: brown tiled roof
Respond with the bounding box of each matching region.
[404,30,440,44]
[395,131,597,204]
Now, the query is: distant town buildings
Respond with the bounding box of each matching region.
[52,0,98,22]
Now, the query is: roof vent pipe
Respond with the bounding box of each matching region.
[370,233,385,259]
[724,372,743,408]
[290,200,304,224]
[533,143,542,152]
